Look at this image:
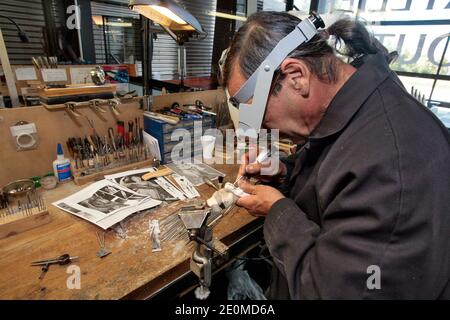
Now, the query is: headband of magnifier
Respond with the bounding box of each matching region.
[231,13,325,139]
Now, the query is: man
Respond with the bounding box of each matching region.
[222,12,450,299]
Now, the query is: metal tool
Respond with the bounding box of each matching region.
[128,121,134,146]
[174,174,199,198]
[89,99,108,121]
[109,99,122,117]
[2,179,35,196]
[160,200,224,244]
[160,204,196,243]
[31,254,78,280]
[67,124,154,178]
[217,176,224,189]
[1,180,47,219]
[90,66,106,85]
[202,176,219,191]
[108,128,117,152]
[32,57,41,70]
[31,254,78,266]
[65,102,82,118]
[96,231,111,258]
[233,149,272,186]
[178,208,227,300]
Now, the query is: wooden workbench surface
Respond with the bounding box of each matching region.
[0,164,257,300]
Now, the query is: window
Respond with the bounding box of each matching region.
[236,0,246,15]
[317,0,360,14]
[368,24,449,76]
[262,0,288,12]
[293,0,312,13]
[317,0,450,103]
[398,76,434,101]
[92,16,142,65]
[431,80,450,103]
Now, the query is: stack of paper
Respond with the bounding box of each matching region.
[53,165,225,230]
[53,180,161,230]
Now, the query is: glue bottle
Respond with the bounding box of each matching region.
[53,143,72,183]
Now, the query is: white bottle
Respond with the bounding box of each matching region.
[53,143,72,183]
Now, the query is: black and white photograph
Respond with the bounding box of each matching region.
[77,192,126,215]
[106,169,178,201]
[77,185,146,215]
[56,202,80,214]
[54,202,96,221]
[52,180,160,230]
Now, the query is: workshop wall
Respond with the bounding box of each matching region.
[0,101,144,187]
[0,89,226,187]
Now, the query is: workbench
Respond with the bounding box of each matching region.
[0,164,263,300]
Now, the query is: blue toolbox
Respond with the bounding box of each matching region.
[144,114,216,164]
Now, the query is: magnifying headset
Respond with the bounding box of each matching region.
[229,13,325,139]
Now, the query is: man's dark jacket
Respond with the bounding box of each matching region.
[265,53,450,299]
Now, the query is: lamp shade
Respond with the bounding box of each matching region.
[129,0,205,35]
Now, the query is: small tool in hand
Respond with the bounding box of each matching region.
[234,149,272,186]
[96,231,111,258]
[31,254,79,280]
[218,176,225,189]
[203,176,219,191]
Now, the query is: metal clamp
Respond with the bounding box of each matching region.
[90,99,108,113]
[108,99,122,117]
[65,102,82,117]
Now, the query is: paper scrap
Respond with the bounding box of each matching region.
[15,67,37,81]
[70,67,94,84]
[41,68,67,82]
[53,180,161,230]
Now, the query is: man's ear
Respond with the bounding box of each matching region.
[280,58,311,97]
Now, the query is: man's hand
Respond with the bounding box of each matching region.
[236,180,285,217]
[237,153,287,184]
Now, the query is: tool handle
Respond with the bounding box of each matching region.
[255,149,271,164]
[144,112,180,125]
[141,167,173,181]
[234,149,272,185]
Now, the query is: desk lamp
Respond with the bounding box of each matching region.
[0,15,30,107]
[129,0,206,90]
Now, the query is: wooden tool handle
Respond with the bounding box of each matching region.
[142,167,173,181]
[144,112,180,125]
